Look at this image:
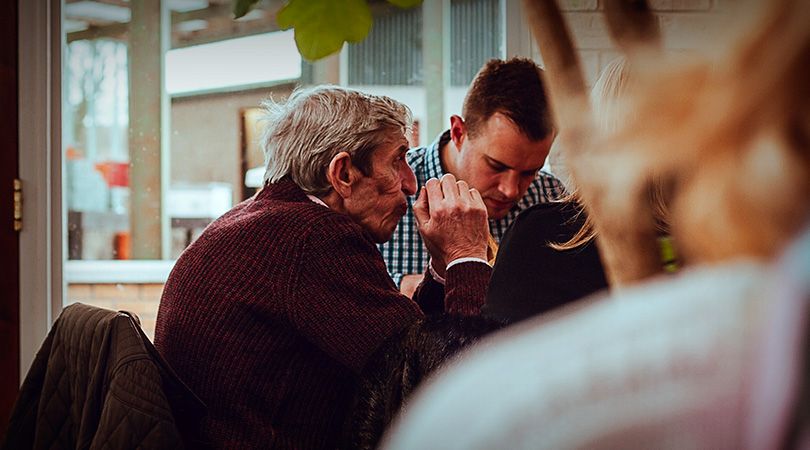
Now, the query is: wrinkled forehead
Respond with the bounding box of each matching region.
[372,133,409,158]
[377,126,409,147]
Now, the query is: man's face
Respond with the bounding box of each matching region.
[451,113,553,220]
[346,136,417,243]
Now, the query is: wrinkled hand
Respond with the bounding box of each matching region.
[413,174,489,277]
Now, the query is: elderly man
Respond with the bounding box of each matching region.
[154,85,492,449]
[379,57,564,297]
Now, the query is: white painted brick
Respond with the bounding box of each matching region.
[557,11,727,51]
[598,49,623,74]
[525,7,728,88]
[579,50,602,87]
[564,12,612,50]
[658,12,726,49]
[649,0,711,11]
[559,0,599,11]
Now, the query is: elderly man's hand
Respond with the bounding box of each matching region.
[413,174,489,277]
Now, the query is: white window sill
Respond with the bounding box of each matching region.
[65,260,177,284]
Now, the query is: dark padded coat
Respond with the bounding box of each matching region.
[1,303,206,450]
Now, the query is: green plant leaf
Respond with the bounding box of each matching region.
[232,0,262,19]
[277,0,373,61]
[385,0,423,8]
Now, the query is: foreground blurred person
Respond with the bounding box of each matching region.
[381,0,810,448]
[154,85,494,449]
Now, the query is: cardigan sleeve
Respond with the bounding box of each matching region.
[443,261,492,314]
[413,262,492,316]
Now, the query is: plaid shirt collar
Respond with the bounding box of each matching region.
[419,130,451,183]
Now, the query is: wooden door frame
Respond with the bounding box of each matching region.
[0,0,20,428]
[16,0,64,397]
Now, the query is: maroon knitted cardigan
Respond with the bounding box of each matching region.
[154,178,491,449]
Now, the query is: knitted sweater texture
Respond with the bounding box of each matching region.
[154,179,489,449]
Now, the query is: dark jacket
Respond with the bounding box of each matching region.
[1,303,206,450]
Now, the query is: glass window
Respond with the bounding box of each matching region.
[65,39,129,260]
[62,0,508,339]
[166,31,301,95]
[63,5,302,263]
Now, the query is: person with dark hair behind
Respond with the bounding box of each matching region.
[483,201,608,323]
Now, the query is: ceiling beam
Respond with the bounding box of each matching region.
[65,0,403,47]
[67,2,287,45]
[170,3,233,23]
[64,14,121,28]
[67,21,129,43]
[172,18,283,48]
[66,0,131,7]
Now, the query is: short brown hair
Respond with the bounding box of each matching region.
[461,57,553,141]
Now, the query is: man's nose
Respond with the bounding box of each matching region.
[401,163,417,196]
[498,172,520,199]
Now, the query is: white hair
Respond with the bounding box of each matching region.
[259,85,413,196]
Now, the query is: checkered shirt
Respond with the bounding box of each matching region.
[378,131,565,286]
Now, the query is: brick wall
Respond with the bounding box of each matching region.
[67,283,163,340]
[554,0,725,85]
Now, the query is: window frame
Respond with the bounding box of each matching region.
[18,0,64,378]
[17,0,533,377]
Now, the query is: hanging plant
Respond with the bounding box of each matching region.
[232,0,423,61]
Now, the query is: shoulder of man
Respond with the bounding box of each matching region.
[301,206,387,261]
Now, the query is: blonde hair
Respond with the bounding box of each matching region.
[589,56,633,133]
[587,0,810,268]
[553,56,642,251]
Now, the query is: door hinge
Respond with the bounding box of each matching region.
[13,178,22,231]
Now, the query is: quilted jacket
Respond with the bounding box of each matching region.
[1,303,207,450]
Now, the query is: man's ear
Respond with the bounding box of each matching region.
[449,115,467,149]
[326,152,356,198]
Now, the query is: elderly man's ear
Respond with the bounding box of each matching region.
[327,152,358,198]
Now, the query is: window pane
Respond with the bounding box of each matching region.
[62,1,304,341]
[166,31,301,94]
[347,6,423,86]
[65,39,130,260]
[451,0,501,86]
[64,16,301,262]
[62,0,507,340]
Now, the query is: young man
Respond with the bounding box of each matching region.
[379,57,565,296]
[154,86,492,449]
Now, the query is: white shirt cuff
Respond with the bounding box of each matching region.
[428,257,490,285]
